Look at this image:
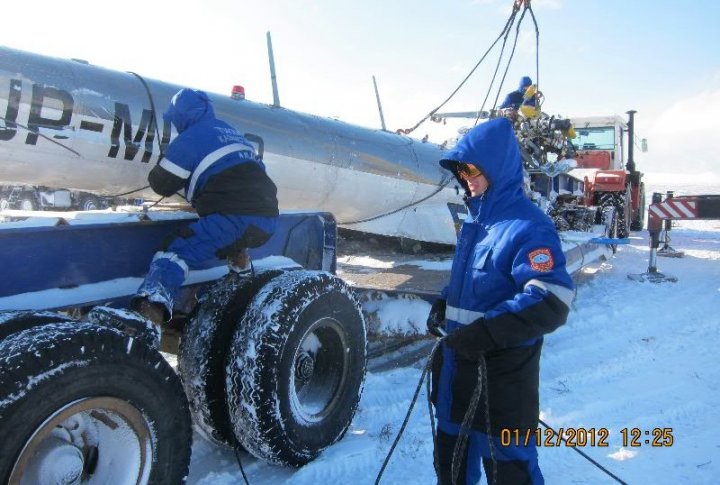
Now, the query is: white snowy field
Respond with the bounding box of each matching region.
[187,218,720,485]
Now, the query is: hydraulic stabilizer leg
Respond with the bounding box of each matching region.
[628,192,677,283]
[657,192,684,258]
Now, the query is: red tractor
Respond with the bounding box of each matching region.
[570,110,645,236]
[526,110,646,239]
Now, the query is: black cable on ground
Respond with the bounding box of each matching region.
[231,437,252,485]
[539,419,628,485]
[375,339,442,484]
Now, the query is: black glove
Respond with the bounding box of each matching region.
[444,318,496,360]
[426,299,447,338]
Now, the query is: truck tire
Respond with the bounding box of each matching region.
[178,269,285,446]
[0,310,74,342]
[0,321,192,485]
[226,270,367,466]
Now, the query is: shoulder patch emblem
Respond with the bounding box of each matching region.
[529,248,554,272]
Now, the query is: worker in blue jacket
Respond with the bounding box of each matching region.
[499,75,536,110]
[131,88,279,324]
[426,117,574,484]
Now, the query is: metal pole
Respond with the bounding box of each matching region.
[626,110,636,173]
[372,76,387,131]
[647,192,663,273]
[266,32,281,107]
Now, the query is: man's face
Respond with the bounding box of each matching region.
[457,163,489,197]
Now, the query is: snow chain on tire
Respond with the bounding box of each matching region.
[226,270,367,466]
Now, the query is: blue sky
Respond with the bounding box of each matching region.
[3,0,719,177]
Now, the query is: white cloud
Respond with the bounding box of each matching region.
[643,89,720,174]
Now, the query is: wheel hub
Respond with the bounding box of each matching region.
[34,437,84,485]
[295,352,315,381]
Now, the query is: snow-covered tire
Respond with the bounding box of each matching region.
[226,270,367,466]
[602,205,619,254]
[178,269,285,446]
[0,310,74,342]
[0,321,192,485]
[599,191,629,239]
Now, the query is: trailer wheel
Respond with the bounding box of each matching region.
[78,194,101,211]
[0,321,192,485]
[178,269,285,446]
[226,271,367,466]
[19,193,36,211]
[0,193,9,211]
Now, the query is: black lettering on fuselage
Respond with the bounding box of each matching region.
[26,84,73,145]
[0,79,21,141]
[108,102,171,163]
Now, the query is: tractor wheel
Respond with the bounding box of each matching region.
[178,269,285,446]
[225,270,367,466]
[599,192,629,239]
[0,321,192,485]
[631,182,646,231]
[602,205,619,254]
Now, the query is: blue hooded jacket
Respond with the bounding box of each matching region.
[149,89,278,217]
[499,76,535,109]
[434,118,573,430]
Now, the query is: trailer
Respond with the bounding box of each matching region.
[0,209,368,483]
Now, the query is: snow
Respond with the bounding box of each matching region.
[186,219,720,484]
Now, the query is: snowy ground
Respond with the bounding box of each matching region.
[187,218,720,484]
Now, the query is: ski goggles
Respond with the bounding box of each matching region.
[456,163,483,180]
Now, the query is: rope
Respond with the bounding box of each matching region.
[0,115,81,156]
[451,355,496,485]
[398,3,524,135]
[474,8,521,126]
[375,339,442,484]
[492,6,530,109]
[339,176,454,225]
[539,419,628,485]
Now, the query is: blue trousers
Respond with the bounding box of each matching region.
[435,425,543,485]
[136,213,276,312]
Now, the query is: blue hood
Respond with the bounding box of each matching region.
[163,89,215,133]
[518,76,532,92]
[440,117,525,216]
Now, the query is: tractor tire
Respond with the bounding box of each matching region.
[178,269,285,447]
[599,192,629,239]
[0,321,192,485]
[631,182,646,231]
[602,205,619,254]
[225,270,367,466]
